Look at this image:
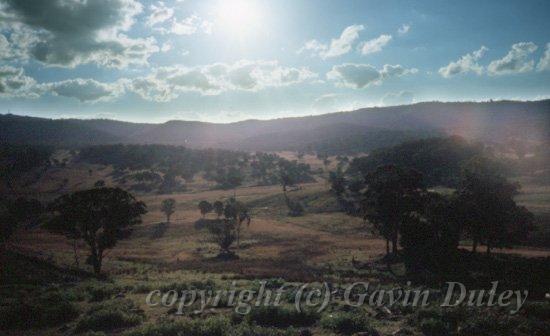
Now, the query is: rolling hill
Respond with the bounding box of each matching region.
[1,100,548,152]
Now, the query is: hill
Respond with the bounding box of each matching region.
[1,100,548,151]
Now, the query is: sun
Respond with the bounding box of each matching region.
[215,0,263,36]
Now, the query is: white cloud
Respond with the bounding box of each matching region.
[398,24,410,35]
[160,42,172,52]
[381,91,414,106]
[327,63,417,89]
[0,0,159,68]
[147,2,174,27]
[0,66,39,98]
[438,46,488,78]
[360,34,392,55]
[487,42,538,76]
[153,14,212,35]
[537,43,550,72]
[44,78,126,102]
[298,25,364,59]
[129,60,318,101]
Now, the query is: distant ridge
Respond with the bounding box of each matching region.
[1,100,548,151]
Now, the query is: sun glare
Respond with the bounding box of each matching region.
[216,0,263,36]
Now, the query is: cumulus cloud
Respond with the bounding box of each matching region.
[381,91,414,106]
[147,2,174,27]
[0,0,159,68]
[360,34,392,55]
[398,24,410,35]
[0,66,39,98]
[129,60,318,101]
[44,78,126,102]
[537,43,550,72]
[151,13,212,35]
[487,42,538,76]
[438,46,488,78]
[327,63,417,89]
[298,25,364,59]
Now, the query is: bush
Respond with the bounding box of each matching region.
[85,282,122,302]
[125,317,301,336]
[420,318,449,336]
[75,299,143,332]
[124,316,230,336]
[319,311,376,335]
[246,306,319,328]
[0,291,79,330]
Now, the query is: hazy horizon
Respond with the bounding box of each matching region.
[1,0,549,123]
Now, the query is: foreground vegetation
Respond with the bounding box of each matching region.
[1,136,549,335]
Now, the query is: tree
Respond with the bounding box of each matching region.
[277,159,311,216]
[400,193,461,277]
[46,188,147,274]
[205,219,237,257]
[161,198,176,223]
[362,165,425,256]
[456,163,533,255]
[223,198,251,248]
[198,200,213,218]
[213,200,224,218]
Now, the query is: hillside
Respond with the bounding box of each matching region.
[1,100,548,151]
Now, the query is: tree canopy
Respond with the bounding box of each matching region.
[46,187,147,274]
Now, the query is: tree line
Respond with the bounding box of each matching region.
[330,139,535,279]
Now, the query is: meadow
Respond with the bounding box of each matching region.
[1,148,549,336]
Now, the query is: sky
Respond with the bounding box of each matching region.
[0,0,549,123]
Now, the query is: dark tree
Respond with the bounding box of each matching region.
[161,198,176,223]
[46,188,147,274]
[456,162,534,254]
[205,219,237,257]
[400,193,462,277]
[198,200,213,218]
[223,198,251,248]
[213,200,224,218]
[362,165,425,256]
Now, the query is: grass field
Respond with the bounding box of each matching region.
[2,155,550,335]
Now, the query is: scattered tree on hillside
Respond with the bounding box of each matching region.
[46,188,147,274]
[213,200,224,218]
[198,200,213,218]
[223,198,251,248]
[277,159,311,216]
[457,159,534,254]
[161,198,176,223]
[362,165,425,256]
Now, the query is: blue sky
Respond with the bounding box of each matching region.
[0,0,549,123]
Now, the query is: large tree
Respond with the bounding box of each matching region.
[161,198,176,223]
[362,165,425,256]
[223,198,251,249]
[46,188,147,274]
[456,162,534,254]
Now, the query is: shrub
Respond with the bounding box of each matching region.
[124,316,230,336]
[85,282,122,302]
[420,318,449,336]
[0,291,79,330]
[246,306,319,328]
[75,299,143,332]
[125,317,302,336]
[319,311,376,335]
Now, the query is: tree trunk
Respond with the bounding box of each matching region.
[90,247,102,275]
[391,233,398,255]
[472,239,478,253]
[385,239,390,256]
[73,238,79,268]
[167,214,171,223]
[486,243,491,256]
